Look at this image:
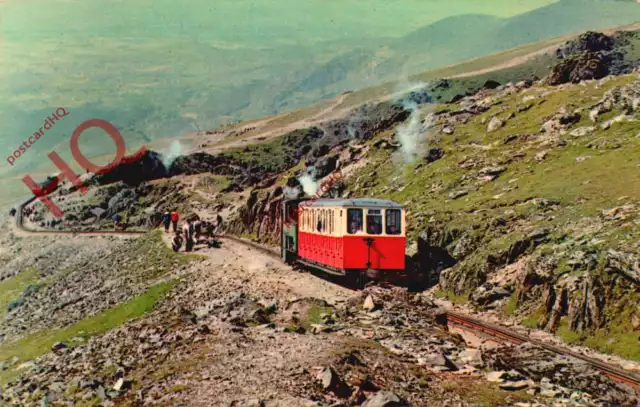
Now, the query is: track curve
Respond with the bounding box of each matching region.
[16,197,145,236]
[14,197,640,392]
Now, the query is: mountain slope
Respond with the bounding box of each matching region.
[299,0,640,97]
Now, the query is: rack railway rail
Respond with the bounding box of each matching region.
[444,310,640,391]
[15,198,640,392]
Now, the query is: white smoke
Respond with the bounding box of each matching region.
[283,186,299,200]
[392,80,434,164]
[396,102,422,164]
[162,140,183,168]
[298,168,319,196]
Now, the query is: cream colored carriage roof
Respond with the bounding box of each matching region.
[301,198,402,209]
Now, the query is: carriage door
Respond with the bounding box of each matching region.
[322,209,328,264]
[365,209,384,268]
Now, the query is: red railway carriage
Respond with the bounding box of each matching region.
[282,198,406,285]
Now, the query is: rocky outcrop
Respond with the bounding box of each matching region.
[588,80,640,123]
[169,152,237,177]
[548,52,617,85]
[441,230,549,295]
[555,31,615,59]
[227,188,285,244]
[321,101,410,147]
[90,150,169,186]
[548,31,638,86]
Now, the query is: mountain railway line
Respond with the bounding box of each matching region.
[444,311,640,392]
[14,198,640,393]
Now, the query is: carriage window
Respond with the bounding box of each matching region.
[317,209,323,232]
[386,209,402,235]
[329,211,333,234]
[347,209,363,234]
[324,210,327,233]
[366,209,383,235]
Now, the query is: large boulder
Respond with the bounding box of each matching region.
[470,284,512,306]
[548,52,613,85]
[548,31,633,86]
[556,31,615,58]
[361,391,408,407]
[92,150,168,186]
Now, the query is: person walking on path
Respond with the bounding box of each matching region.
[183,219,195,252]
[113,213,122,230]
[172,230,183,252]
[162,210,171,232]
[171,210,179,232]
[215,214,224,234]
[193,218,202,242]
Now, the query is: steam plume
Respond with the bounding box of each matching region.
[298,167,319,196]
[283,186,299,200]
[392,80,434,164]
[162,140,183,168]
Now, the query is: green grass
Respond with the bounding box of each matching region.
[0,268,40,319]
[0,280,179,385]
[304,304,334,328]
[358,73,640,236]
[504,292,518,316]
[434,289,469,305]
[221,127,319,175]
[557,290,640,361]
[440,380,534,406]
[194,175,231,195]
[521,305,547,329]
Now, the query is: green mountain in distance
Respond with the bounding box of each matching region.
[297,0,640,98]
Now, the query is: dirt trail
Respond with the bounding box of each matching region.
[448,44,559,79]
[180,93,353,155]
[160,230,352,305]
[449,23,640,80]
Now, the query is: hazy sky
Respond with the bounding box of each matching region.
[1,0,559,46]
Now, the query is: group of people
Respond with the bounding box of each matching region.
[163,209,223,253]
[162,210,181,233]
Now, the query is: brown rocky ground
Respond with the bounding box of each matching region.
[1,220,637,406]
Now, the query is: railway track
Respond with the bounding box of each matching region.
[15,198,640,392]
[17,198,283,258]
[16,197,145,236]
[444,310,640,391]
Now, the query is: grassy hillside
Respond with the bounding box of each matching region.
[349,73,640,360]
